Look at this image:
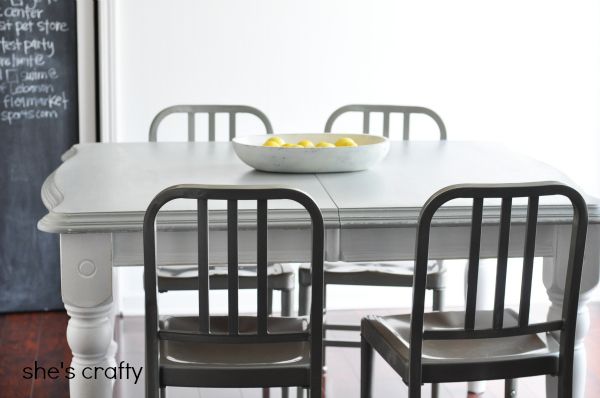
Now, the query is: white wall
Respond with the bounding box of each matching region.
[107,0,600,315]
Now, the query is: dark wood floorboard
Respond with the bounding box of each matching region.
[0,312,43,398]
[3,305,600,397]
[31,312,71,398]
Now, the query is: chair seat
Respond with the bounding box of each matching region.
[157,263,295,291]
[299,260,445,289]
[159,315,311,387]
[322,260,441,274]
[361,309,559,384]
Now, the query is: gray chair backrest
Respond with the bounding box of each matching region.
[149,105,274,142]
[408,181,588,390]
[325,104,446,140]
[143,185,324,390]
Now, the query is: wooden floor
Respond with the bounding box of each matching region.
[0,311,70,398]
[2,305,600,397]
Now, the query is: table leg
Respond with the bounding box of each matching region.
[543,225,599,398]
[61,233,116,398]
[65,302,116,397]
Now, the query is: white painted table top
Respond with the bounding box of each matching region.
[38,142,339,233]
[39,141,600,233]
[317,141,600,226]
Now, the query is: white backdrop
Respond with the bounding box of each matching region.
[106,0,600,314]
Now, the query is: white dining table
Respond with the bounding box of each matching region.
[39,141,600,398]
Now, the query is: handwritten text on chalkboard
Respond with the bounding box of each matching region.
[0,0,71,125]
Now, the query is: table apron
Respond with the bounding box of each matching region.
[112,227,340,266]
[110,224,566,266]
[339,223,560,262]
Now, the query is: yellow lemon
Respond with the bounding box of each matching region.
[315,141,335,148]
[282,143,303,148]
[335,137,358,147]
[263,140,281,147]
[297,140,315,148]
[264,136,285,146]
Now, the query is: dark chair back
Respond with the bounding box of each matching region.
[143,185,324,394]
[325,104,446,139]
[409,181,588,392]
[149,105,273,141]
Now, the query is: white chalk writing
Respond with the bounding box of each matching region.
[0,0,71,125]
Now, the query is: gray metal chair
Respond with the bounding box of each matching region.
[324,104,446,139]
[149,104,273,142]
[149,105,295,317]
[144,184,325,398]
[298,105,448,353]
[361,182,588,398]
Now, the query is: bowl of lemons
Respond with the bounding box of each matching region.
[232,133,389,173]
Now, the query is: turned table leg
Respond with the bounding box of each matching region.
[61,233,116,398]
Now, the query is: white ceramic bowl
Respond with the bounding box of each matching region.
[232,133,390,173]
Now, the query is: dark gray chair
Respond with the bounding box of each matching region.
[149,105,295,317]
[144,184,325,398]
[298,105,448,351]
[361,182,588,398]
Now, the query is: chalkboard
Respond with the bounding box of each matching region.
[0,0,79,312]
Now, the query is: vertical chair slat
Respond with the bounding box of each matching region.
[382,112,390,138]
[519,196,539,326]
[208,112,216,141]
[403,112,410,140]
[493,197,512,329]
[465,197,484,330]
[187,112,196,141]
[197,198,210,333]
[363,111,370,134]
[229,113,236,141]
[257,200,269,335]
[227,200,239,335]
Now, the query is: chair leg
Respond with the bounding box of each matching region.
[432,289,445,311]
[322,285,327,366]
[319,284,327,398]
[262,387,270,398]
[431,382,439,398]
[430,288,445,398]
[267,288,274,315]
[298,282,311,316]
[361,335,374,398]
[146,380,161,398]
[505,379,517,397]
[309,374,323,398]
[408,383,421,398]
[433,259,447,312]
[281,289,294,398]
[557,373,572,398]
[282,288,294,316]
